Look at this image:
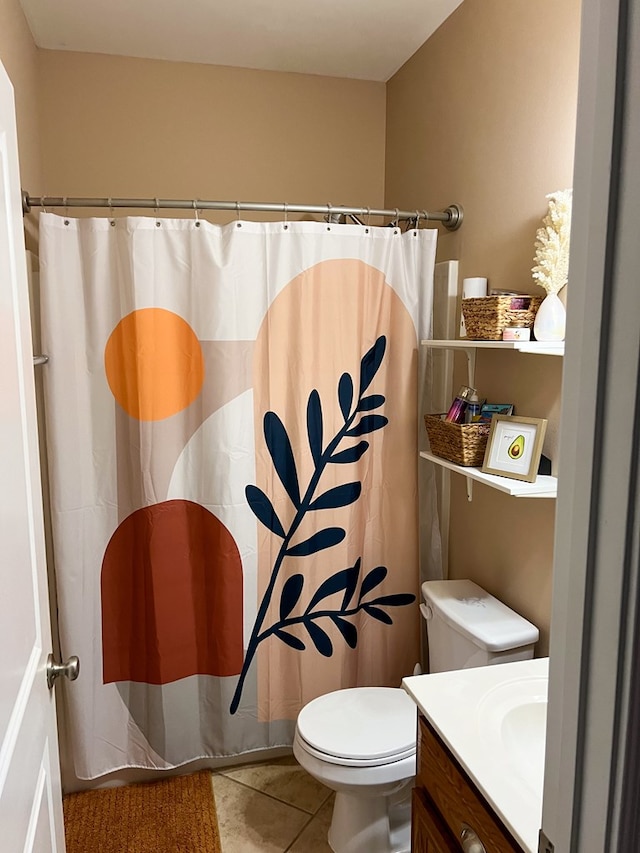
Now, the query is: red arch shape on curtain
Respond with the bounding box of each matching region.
[101,499,244,684]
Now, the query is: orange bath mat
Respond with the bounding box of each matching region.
[63,770,222,853]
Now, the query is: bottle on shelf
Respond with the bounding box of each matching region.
[444,385,476,424]
[464,391,482,423]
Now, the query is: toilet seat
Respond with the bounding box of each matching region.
[295,732,416,767]
[295,687,416,767]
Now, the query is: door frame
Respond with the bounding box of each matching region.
[542,0,640,849]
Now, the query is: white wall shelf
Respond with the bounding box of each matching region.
[420,339,564,356]
[420,451,557,499]
[421,339,561,499]
[421,339,563,388]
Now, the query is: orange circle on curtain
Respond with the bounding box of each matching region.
[104,308,204,421]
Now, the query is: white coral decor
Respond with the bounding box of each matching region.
[531,189,572,295]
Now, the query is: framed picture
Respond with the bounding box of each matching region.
[481,415,548,482]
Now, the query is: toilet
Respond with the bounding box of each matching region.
[293,579,539,853]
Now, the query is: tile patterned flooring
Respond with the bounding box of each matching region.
[211,756,334,852]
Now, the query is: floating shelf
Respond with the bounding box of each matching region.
[421,339,564,357]
[420,451,557,499]
[421,339,564,387]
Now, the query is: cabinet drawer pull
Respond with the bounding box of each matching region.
[460,825,487,853]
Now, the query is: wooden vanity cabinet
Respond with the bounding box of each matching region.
[412,787,460,851]
[412,715,523,853]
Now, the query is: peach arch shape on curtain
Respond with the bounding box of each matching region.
[101,499,244,685]
[231,258,420,718]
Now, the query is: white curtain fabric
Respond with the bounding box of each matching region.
[39,212,441,779]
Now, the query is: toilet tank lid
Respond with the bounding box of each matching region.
[422,579,539,652]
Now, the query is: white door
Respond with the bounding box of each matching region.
[0,61,66,852]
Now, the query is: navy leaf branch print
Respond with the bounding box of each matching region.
[229,335,416,714]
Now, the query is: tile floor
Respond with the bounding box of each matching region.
[210,756,334,852]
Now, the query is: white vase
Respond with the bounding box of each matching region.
[533,293,566,342]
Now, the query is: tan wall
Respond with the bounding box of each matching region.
[385,0,582,654]
[36,51,386,220]
[0,0,42,247]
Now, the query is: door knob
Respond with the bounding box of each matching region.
[46,653,80,690]
[460,825,487,853]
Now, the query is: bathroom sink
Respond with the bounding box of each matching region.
[403,657,549,852]
[476,676,548,797]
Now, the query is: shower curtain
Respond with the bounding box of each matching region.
[39,212,440,779]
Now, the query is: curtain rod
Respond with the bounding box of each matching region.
[21,191,463,231]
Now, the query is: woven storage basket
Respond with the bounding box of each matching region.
[462,294,542,341]
[424,414,491,467]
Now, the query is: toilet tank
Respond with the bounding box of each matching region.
[421,579,539,673]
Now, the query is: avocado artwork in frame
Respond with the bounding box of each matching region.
[481,415,548,482]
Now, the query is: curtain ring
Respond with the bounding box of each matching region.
[283,202,288,230]
[108,197,115,226]
[366,207,371,227]
[63,196,69,225]
[235,200,241,220]
[41,194,48,214]
[154,198,161,227]
[193,199,200,226]
[415,210,420,230]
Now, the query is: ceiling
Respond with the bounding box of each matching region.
[19,0,463,83]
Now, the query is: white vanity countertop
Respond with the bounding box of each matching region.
[402,657,549,853]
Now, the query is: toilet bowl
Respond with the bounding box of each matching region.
[293,579,540,853]
[293,687,417,853]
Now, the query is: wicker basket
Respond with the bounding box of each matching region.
[424,414,491,467]
[462,294,542,341]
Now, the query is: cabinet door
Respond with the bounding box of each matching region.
[412,788,460,852]
[418,718,521,851]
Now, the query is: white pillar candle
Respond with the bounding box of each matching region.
[460,277,488,337]
[462,277,488,299]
